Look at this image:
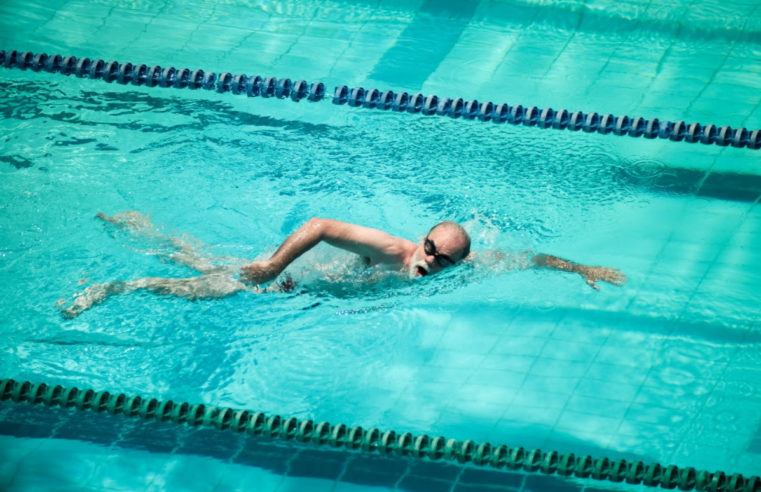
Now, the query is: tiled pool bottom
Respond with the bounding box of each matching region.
[0,402,640,492]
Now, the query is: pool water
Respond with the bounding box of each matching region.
[1,0,760,490]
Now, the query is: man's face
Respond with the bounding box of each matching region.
[409,226,466,278]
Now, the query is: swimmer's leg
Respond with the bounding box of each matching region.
[60,281,131,319]
[164,247,221,275]
[130,274,248,300]
[96,211,157,233]
[96,212,238,274]
[97,211,193,252]
[60,274,250,319]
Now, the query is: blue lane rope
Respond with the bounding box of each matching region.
[1,378,760,492]
[2,49,759,150]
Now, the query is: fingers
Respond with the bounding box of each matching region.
[605,274,624,286]
[599,269,627,286]
[586,269,627,289]
[609,272,627,285]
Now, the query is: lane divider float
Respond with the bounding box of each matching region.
[1,49,759,150]
[1,378,759,491]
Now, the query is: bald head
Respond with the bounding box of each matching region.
[429,221,471,262]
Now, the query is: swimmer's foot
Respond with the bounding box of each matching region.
[96,212,113,223]
[60,281,127,319]
[96,211,153,232]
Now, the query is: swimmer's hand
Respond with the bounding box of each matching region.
[240,260,281,285]
[532,254,627,290]
[576,265,627,291]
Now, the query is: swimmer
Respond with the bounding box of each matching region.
[239,217,625,288]
[60,213,626,318]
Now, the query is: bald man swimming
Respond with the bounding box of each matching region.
[59,212,625,318]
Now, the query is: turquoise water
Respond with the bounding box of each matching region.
[1,0,761,490]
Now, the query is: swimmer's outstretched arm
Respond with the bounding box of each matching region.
[532,253,626,290]
[240,218,413,284]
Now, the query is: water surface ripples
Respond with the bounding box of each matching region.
[1,72,760,475]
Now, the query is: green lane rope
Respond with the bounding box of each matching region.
[1,379,759,491]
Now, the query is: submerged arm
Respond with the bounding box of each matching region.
[240,218,411,284]
[532,253,626,290]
